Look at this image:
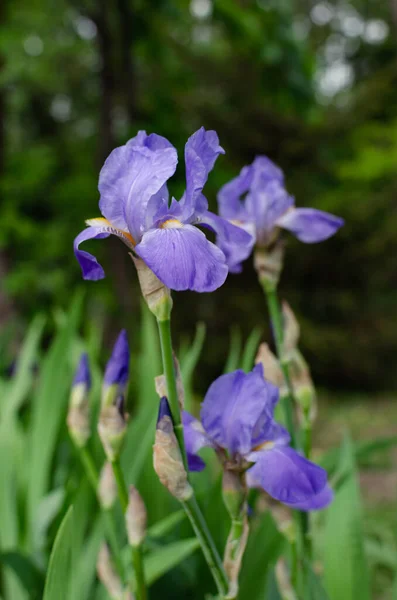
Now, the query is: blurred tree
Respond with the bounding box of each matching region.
[0,0,396,390]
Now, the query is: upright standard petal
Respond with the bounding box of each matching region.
[276,208,344,243]
[246,445,328,508]
[246,178,294,243]
[135,224,228,292]
[183,412,213,472]
[99,133,178,240]
[198,210,255,273]
[217,164,253,221]
[183,127,225,211]
[201,365,279,456]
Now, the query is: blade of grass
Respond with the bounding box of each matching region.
[43,506,74,600]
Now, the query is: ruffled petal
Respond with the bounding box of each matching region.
[198,210,255,273]
[246,446,329,508]
[183,411,213,472]
[135,224,228,292]
[183,127,224,211]
[200,365,280,456]
[276,208,344,243]
[98,132,177,240]
[251,156,284,183]
[217,164,253,221]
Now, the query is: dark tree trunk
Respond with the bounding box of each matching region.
[115,0,136,125]
[94,0,116,163]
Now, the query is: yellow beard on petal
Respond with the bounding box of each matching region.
[85,217,136,247]
[160,219,184,229]
[252,440,275,452]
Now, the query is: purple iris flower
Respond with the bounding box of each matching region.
[183,364,333,511]
[73,353,91,389]
[104,329,130,390]
[74,128,253,293]
[217,156,344,272]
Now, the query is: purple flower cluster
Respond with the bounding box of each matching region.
[183,364,332,511]
[74,128,253,293]
[217,156,344,272]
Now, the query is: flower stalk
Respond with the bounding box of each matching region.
[155,322,229,598]
[259,277,296,448]
[222,471,249,600]
[110,460,147,600]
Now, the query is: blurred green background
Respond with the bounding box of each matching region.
[0,0,396,391]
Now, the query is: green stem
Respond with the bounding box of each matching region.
[80,446,99,488]
[156,317,228,598]
[131,545,147,600]
[111,458,129,512]
[77,446,123,576]
[183,496,229,597]
[260,280,296,448]
[111,459,147,600]
[157,318,187,469]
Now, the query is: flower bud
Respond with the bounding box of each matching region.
[275,558,298,600]
[153,397,192,501]
[102,330,130,409]
[289,350,317,426]
[96,544,124,600]
[154,354,184,410]
[67,353,91,447]
[125,485,147,547]
[98,462,117,510]
[131,255,173,322]
[255,343,285,393]
[98,400,127,461]
[282,302,300,358]
[254,239,285,289]
[222,470,245,520]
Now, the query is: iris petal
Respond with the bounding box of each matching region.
[183,411,213,472]
[135,224,228,292]
[200,366,280,456]
[246,446,328,508]
[276,208,344,243]
[217,164,253,221]
[98,132,177,240]
[74,226,110,281]
[183,127,225,211]
[198,210,255,273]
[74,221,135,281]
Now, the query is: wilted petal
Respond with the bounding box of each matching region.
[276,208,344,243]
[183,411,213,472]
[246,446,328,508]
[99,133,177,240]
[198,211,255,273]
[74,226,111,281]
[135,224,228,292]
[183,127,225,211]
[201,365,280,456]
[217,164,253,221]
